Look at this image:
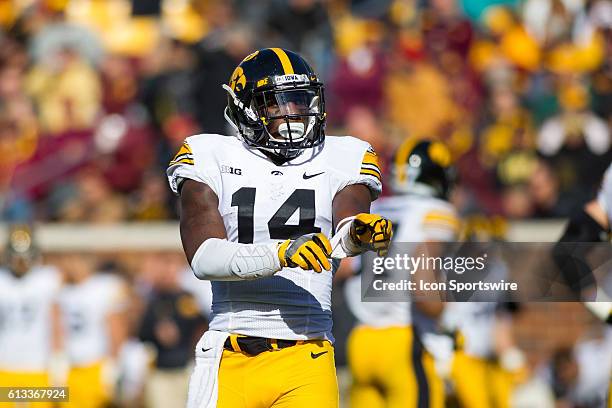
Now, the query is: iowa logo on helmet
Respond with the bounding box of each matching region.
[229,66,246,92]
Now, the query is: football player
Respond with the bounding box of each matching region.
[554,162,612,407]
[0,225,61,408]
[440,217,527,408]
[442,302,526,408]
[56,254,129,408]
[344,138,459,408]
[167,48,392,408]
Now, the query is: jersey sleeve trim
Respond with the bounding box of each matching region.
[360,147,382,183]
[355,145,383,198]
[169,142,195,166]
[166,138,221,197]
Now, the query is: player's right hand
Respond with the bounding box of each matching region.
[277,233,332,273]
[350,213,393,256]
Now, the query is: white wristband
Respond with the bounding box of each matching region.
[191,238,282,280]
[330,216,365,259]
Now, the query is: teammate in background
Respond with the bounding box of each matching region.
[0,225,61,408]
[441,217,527,408]
[56,254,129,408]
[554,162,612,407]
[442,302,526,408]
[167,48,392,408]
[345,139,459,408]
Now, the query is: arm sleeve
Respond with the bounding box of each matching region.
[166,137,222,197]
[191,238,281,281]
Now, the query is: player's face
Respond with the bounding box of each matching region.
[257,89,319,145]
[60,254,95,283]
[267,101,307,136]
[7,254,31,277]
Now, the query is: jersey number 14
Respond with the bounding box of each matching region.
[231,188,321,243]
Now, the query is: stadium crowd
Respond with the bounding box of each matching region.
[0,1,611,408]
[0,0,610,223]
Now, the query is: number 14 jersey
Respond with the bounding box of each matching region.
[167,133,381,341]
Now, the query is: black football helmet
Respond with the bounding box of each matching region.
[4,224,38,277]
[391,138,455,199]
[223,48,326,161]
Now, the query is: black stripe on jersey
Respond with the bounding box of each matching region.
[360,168,382,181]
[171,153,194,163]
[412,327,430,408]
[361,163,382,173]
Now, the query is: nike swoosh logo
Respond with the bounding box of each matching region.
[310,351,328,359]
[303,171,324,179]
[202,347,212,353]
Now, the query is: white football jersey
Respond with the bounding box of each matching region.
[0,266,61,371]
[345,194,459,327]
[441,302,498,358]
[167,133,382,341]
[57,274,128,366]
[597,162,612,226]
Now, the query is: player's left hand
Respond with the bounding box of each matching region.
[350,213,393,256]
[278,233,333,273]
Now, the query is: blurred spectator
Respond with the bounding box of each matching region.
[477,83,539,217]
[384,61,459,137]
[0,103,37,221]
[140,36,199,149]
[26,46,102,135]
[99,55,139,114]
[264,0,334,78]
[537,78,611,197]
[26,13,103,134]
[53,168,128,223]
[191,24,254,136]
[130,172,173,221]
[138,252,206,408]
[422,0,474,60]
[527,159,578,217]
[29,5,104,67]
[328,18,387,124]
